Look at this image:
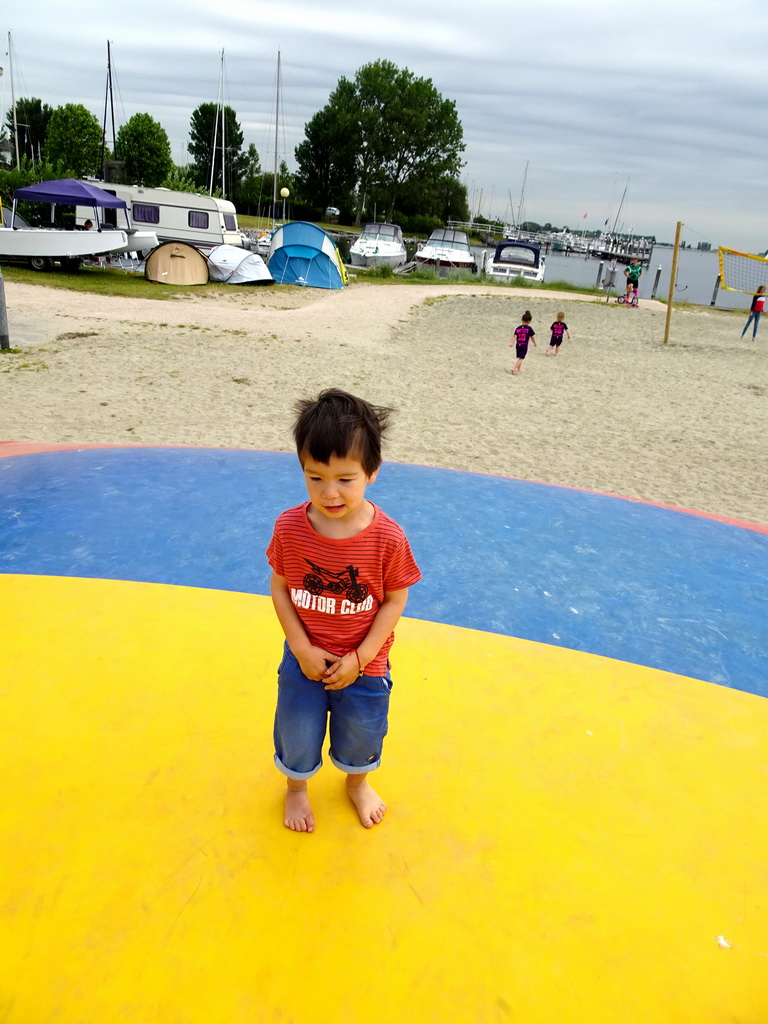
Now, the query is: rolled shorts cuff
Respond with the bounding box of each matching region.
[273,752,322,781]
[329,752,381,775]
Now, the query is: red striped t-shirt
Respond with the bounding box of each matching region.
[266,502,422,674]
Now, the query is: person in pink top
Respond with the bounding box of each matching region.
[266,388,422,832]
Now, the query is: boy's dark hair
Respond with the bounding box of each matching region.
[522,310,532,322]
[293,388,393,476]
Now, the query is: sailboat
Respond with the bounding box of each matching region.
[255,52,285,258]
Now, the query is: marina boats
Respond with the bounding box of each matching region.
[415,227,477,275]
[349,223,407,268]
[481,240,546,283]
[1,178,158,270]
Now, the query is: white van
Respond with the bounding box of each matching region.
[79,182,243,251]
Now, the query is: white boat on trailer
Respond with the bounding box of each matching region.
[0,223,129,271]
[1,177,157,270]
[415,227,477,275]
[349,223,407,268]
[481,240,546,283]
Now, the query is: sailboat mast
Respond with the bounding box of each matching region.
[221,51,226,198]
[272,51,281,226]
[108,42,117,164]
[209,49,224,196]
[101,41,118,178]
[517,162,528,235]
[611,178,629,238]
[9,33,19,169]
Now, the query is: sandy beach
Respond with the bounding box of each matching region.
[2,278,766,525]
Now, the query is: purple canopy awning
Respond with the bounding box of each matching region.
[13,178,127,209]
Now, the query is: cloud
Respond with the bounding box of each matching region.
[3,0,767,250]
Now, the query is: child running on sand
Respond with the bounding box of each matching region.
[266,388,422,832]
[510,311,536,375]
[545,312,571,356]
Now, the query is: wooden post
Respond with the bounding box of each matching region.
[663,221,682,345]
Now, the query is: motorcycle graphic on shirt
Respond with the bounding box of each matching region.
[303,560,369,603]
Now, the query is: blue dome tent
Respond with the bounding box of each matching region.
[268,221,348,289]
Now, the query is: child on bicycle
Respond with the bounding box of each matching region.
[545,312,571,356]
[623,259,642,303]
[510,310,537,374]
[266,388,422,833]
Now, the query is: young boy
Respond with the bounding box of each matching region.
[266,388,422,832]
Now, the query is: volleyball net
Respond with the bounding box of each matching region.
[718,247,768,294]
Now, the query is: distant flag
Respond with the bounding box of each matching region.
[583,213,588,219]
[604,218,609,226]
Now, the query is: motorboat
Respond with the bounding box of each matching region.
[2,178,159,270]
[255,230,273,257]
[349,223,407,268]
[0,223,129,271]
[415,227,477,275]
[481,240,546,283]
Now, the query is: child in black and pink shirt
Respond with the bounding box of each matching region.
[545,312,571,356]
[510,310,536,375]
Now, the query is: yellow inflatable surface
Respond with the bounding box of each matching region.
[2,574,767,1023]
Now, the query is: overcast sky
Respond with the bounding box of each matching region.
[3,0,766,250]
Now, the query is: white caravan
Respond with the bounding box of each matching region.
[79,183,243,251]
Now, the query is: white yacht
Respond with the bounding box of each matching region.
[349,223,407,268]
[481,241,546,283]
[415,227,477,275]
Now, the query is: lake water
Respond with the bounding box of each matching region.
[337,235,752,310]
[543,246,749,311]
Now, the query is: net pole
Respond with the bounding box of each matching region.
[663,221,683,345]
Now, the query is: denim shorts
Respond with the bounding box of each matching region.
[273,644,393,780]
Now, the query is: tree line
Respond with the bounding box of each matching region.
[1,59,469,230]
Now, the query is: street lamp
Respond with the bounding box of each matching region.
[280,187,290,223]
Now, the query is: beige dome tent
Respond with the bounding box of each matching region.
[144,241,208,286]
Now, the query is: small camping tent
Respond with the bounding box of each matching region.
[144,241,208,286]
[207,245,274,285]
[268,222,347,289]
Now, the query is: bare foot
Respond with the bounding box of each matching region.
[285,788,315,832]
[346,778,386,828]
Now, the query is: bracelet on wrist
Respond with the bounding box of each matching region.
[353,650,363,676]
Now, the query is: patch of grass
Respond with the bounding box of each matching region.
[538,278,605,296]
[0,347,23,354]
[1,358,48,373]
[0,265,227,301]
[232,377,251,385]
[56,331,98,340]
[367,264,395,279]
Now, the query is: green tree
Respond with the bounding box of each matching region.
[116,113,172,187]
[4,97,53,165]
[294,79,360,214]
[45,103,103,178]
[234,143,262,214]
[295,61,465,226]
[397,172,469,225]
[188,102,246,197]
[160,165,200,193]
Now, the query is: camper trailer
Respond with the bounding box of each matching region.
[78,183,243,252]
